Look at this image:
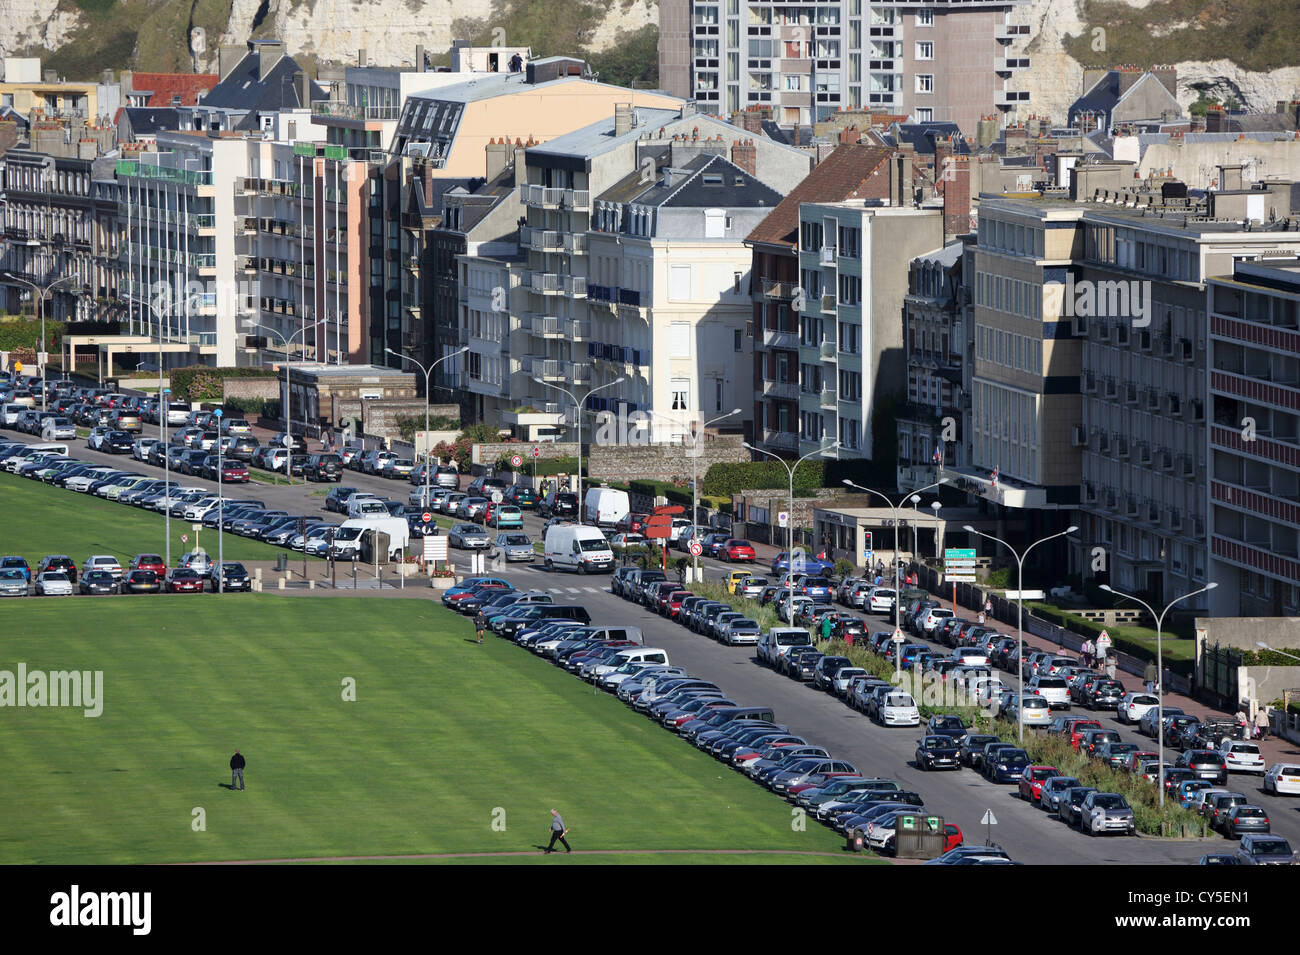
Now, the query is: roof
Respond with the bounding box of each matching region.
[1070,71,1180,125]
[119,107,181,136]
[745,143,895,248]
[128,72,219,107]
[597,154,782,210]
[522,107,683,161]
[199,49,325,114]
[888,121,970,157]
[408,73,663,108]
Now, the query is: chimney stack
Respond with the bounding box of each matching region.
[944,156,971,237]
[416,44,425,72]
[933,135,953,188]
[891,148,913,207]
[514,143,528,187]
[296,70,311,107]
[358,49,368,68]
[730,138,756,176]
[1218,163,1244,191]
[485,138,509,180]
[614,102,633,138]
[218,45,243,82]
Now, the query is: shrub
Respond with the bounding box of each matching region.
[833,558,855,579]
[170,366,278,402]
[0,317,66,352]
[222,397,265,417]
[701,461,825,498]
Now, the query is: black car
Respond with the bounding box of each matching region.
[179,450,208,475]
[1058,786,1099,828]
[987,748,1030,783]
[120,570,161,594]
[211,562,252,592]
[504,485,537,509]
[226,436,260,462]
[959,733,1000,769]
[915,735,961,770]
[304,453,342,482]
[540,491,578,518]
[105,430,135,454]
[78,570,118,595]
[1176,750,1229,786]
[927,715,968,740]
[785,648,823,681]
[1084,679,1125,710]
[325,486,359,513]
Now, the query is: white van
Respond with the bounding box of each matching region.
[757,628,814,666]
[544,523,614,574]
[331,517,410,560]
[584,486,630,527]
[1,403,26,426]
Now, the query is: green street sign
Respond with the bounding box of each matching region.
[944,548,976,560]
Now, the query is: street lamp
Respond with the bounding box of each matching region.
[646,407,741,582]
[243,318,326,485]
[1103,580,1217,806]
[841,478,948,643]
[1257,642,1300,663]
[532,375,626,526]
[964,524,1078,742]
[4,271,80,411]
[743,438,840,630]
[929,501,942,559]
[385,345,468,510]
[212,408,225,594]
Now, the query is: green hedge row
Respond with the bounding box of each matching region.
[629,479,693,507]
[0,318,67,352]
[701,461,825,498]
[170,365,278,402]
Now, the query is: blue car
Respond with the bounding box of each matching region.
[771,552,835,575]
[0,556,31,582]
[988,749,1030,783]
[800,576,834,600]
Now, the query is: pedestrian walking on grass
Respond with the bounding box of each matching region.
[1144,660,1158,694]
[230,750,246,791]
[544,809,571,854]
[476,620,485,644]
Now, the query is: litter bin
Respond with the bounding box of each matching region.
[893,813,947,859]
[275,554,288,572]
[360,529,391,565]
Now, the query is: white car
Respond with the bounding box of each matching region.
[183,497,220,520]
[878,691,921,727]
[132,438,161,462]
[1117,691,1160,724]
[951,646,990,668]
[82,554,122,580]
[867,588,896,613]
[1026,675,1071,709]
[178,551,215,575]
[42,417,76,440]
[1006,695,1052,726]
[918,608,954,634]
[1219,739,1267,776]
[35,571,73,596]
[1263,763,1300,796]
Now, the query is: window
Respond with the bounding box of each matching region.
[916,74,933,94]
[669,323,690,357]
[704,209,725,238]
[915,41,933,60]
[917,9,932,26]
[915,108,933,123]
[671,379,690,411]
[783,74,803,91]
[669,265,691,301]
[734,329,743,352]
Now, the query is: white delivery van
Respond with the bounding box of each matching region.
[544,523,615,574]
[331,517,410,560]
[584,486,630,527]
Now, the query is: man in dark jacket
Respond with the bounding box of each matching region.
[230,750,246,791]
[544,808,571,853]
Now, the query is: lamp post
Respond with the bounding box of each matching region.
[4,272,79,411]
[647,407,741,583]
[1103,581,1218,806]
[929,501,942,559]
[532,375,626,526]
[964,524,1078,742]
[1257,642,1300,663]
[242,319,325,485]
[385,345,468,510]
[841,478,948,642]
[743,438,840,630]
[212,408,224,594]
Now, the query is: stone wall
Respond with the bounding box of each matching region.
[1238,666,1300,711]
[1195,616,1300,675]
[223,377,281,401]
[587,433,749,482]
[333,399,458,443]
[473,442,579,466]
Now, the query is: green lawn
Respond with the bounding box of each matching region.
[0,597,863,864]
[0,471,305,566]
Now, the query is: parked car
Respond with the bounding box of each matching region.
[1235,834,1295,865]
[1080,792,1136,836]
[34,570,74,596]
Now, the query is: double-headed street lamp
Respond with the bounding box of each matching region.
[242,318,326,484]
[743,438,840,629]
[1103,580,1218,806]
[964,524,1078,742]
[385,345,468,509]
[646,407,741,582]
[532,375,626,525]
[4,271,81,411]
[841,478,947,677]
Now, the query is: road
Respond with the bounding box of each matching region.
[10,428,1297,864]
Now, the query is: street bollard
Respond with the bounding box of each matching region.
[277,578,285,590]
[308,579,315,590]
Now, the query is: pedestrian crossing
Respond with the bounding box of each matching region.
[538,586,604,595]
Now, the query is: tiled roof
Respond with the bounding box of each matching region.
[130,72,219,107]
[744,143,894,248]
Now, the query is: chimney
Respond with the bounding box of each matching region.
[1150,65,1177,98]
[218,45,243,82]
[933,135,953,187]
[742,108,763,134]
[731,138,756,176]
[514,143,527,187]
[416,44,425,72]
[1218,163,1244,191]
[358,48,367,68]
[1205,104,1225,133]
[614,102,633,138]
[891,148,912,207]
[258,40,285,82]
[43,69,57,83]
[101,68,114,85]
[976,114,999,148]
[295,70,312,107]
[944,156,971,237]
[485,138,509,180]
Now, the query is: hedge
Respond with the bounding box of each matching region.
[629,479,693,508]
[0,318,67,352]
[1025,603,1194,675]
[395,413,462,444]
[701,461,825,498]
[169,365,278,402]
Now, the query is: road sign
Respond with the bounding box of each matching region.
[981,809,998,826]
[777,511,788,528]
[181,535,188,543]
[652,504,686,516]
[421,512,432,524]
[532,447,540,458]
[424,536,448,561]
[945,548,976,560]
[688,540,703,557]
[644,524,672,540]
[944,559,977,567]
[510,454,523,468]
[892,629,904,643]
[946,574,977,583]
[1004,589,1046,600]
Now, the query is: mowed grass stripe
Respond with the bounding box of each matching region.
[0,470,307,567]
[0,596,851,863]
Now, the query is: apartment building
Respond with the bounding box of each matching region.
[1206,258,1300,618]
[658,0,1033,135]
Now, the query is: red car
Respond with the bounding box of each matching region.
[130,553,167,575]
[662,589,692,618]
[165,568,206,593]
[943,823,963,853]
[1067,719,1102,750]
[1125,751,1159,773]
[219,460,249,483]
[616,513,648,534]
[1018,765,1061,802]
[721,539,757,562]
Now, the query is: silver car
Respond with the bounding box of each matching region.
[0,569,28,596]
[449,523,490,549]
[1081,792,1136,836]
[493,533,534,562]
[721,617,761,646]
[35,571,74,596]
[457,497,489,520]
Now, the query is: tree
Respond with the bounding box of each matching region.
[587,24,659,89]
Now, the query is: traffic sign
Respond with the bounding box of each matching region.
[981,809,998,826]
[510,454,523,468]
[532,447,540,458]
[688,540,703,557]
[945,548,976,560]
[652,504,686,516]
[421,512,432,523]
[777,511,788,528]
[946,574,977,583]
[181,535,188,543]
[892,629,904,643]
[424,536,448,561]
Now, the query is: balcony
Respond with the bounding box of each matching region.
[994,57,1031,72]
[521,185,591,211]
[820,386,837,409]
[311,102,402,121]
[563,233,587,254]
[530,272,587,297]
[762,379,799,400]
[762,428,799,451]
[820,293,837,313]
[761,278,797,301]
[528,315,589,340]
[994,23,1032,41]
[502,402,564,427]
[820,245,837,266]
[994,90,1031,107]
[521,226,563,252]
[820,339,837,361]
[762,327,798,350]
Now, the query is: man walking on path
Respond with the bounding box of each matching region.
[544,809,571,854]
[1144,660,1158,694]
[1255,706,1271,741]
[230,750,246,791]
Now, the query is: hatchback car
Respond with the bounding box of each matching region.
[35,571,74,596]
[1081,792,1136,836]
[1236,834,1295,865]
[78,570,118,595]
[492,533,534,563]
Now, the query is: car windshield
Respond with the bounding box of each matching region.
[933,717,963,729]
[504,535,529,545]
[577,539,609,552]
[1093,795,1129,810]
[0,569,23,580]
[1253,840,1293,856]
